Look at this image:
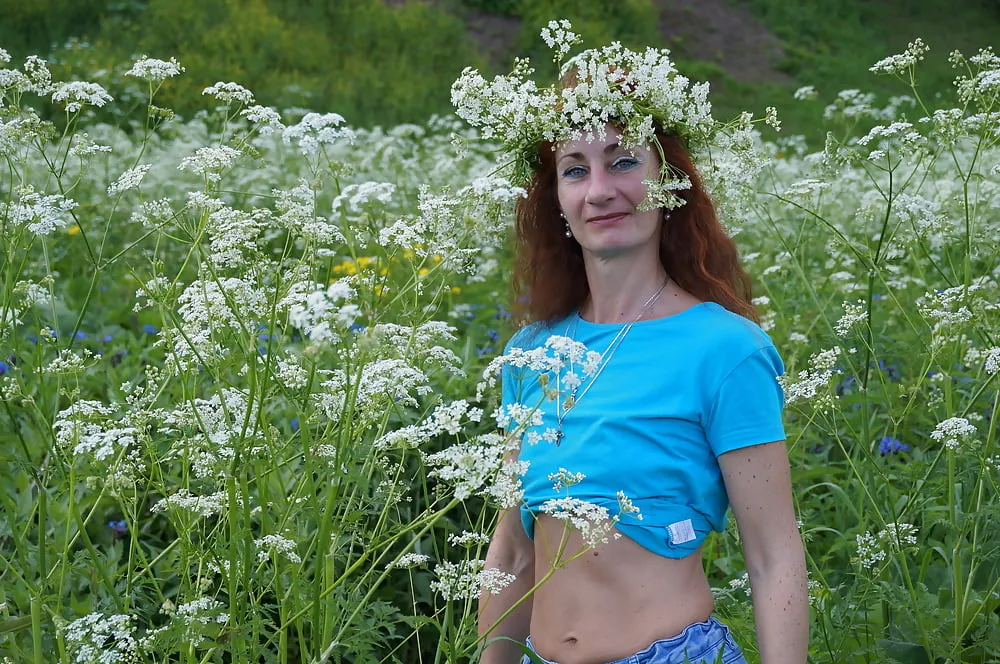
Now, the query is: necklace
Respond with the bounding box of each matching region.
[554,277,670,445]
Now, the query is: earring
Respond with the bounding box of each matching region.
[560,211,573,238]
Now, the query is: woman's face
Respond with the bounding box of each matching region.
[554,124,663,260]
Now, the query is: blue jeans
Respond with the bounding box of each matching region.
[520,617,748,664]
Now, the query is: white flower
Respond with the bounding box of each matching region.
[477,567,517,595]
[282,112,355,155]
[152,489,228,518]
[63,613,138,664]
[548,468,586,491]
[430,559,484,600]
[126,56,185,82]
[983,347,1000,375]
[107,164,152,195]
[387,553,432,569]
[0,47,9,65]
[255,534,302,563]
[241,104,284,135]
[51,81,113,113]
[202,81,255,104]
[870,38,929,75]
[2,185,77,235]
[778,347,840,409]
[539,497,623,548]
[793,85,818,101]
[178,146,243,182]
[539,19,581,61]
[856,531,885,569]
[930,417,977,451]
[835,300,867,336]
[448,531,492,547]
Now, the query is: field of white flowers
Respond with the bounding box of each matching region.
[0,40,998,664]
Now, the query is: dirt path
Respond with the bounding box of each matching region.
[459,0,791,85]
[655,0,792,84]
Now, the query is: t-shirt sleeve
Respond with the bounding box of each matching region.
[704,345,786,456]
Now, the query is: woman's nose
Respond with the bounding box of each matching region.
[584,169,615,204]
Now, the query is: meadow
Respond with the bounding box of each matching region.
[1,33,999,664]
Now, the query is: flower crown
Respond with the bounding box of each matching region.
[450,20,777,218]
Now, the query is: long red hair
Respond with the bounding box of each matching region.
[511,131,758,324]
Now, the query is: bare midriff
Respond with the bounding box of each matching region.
[528,514,715,664]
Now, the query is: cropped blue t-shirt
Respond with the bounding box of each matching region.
[500,302,786,559]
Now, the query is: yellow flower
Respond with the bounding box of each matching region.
[67,224,81,236]
[418,268,429,277]
[450,286,462,294]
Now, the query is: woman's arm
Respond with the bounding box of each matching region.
[719,440,808,664]
[478,508,535,664]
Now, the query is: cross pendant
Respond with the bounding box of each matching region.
[555,428,564,446]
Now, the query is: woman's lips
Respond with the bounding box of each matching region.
[587,212,628,225]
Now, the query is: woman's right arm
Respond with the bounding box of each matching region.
[478,507,535,664]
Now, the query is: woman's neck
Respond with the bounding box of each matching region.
[579,251,668,324]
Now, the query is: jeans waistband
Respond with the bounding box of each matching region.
[521,617,746,664]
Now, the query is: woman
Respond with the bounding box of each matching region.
[478,118,808,663]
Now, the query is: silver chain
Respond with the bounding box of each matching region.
[555,277,670,444]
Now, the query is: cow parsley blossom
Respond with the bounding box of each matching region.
[126,56,184,82]
[930,417,977,451]
[107,164,152,195]
[50,81,112,113]
[202,81,254,105]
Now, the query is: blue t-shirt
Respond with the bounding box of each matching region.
[500,301,786,559]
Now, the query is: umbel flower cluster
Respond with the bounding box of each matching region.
[450,20,777,220]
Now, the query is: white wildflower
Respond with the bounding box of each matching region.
[51,81,113,113]
[63,613,137,664]
[539,497,620,548]
[856,531,885,569]
[982,347,1000,375]
[835,300,867,336]
[448,531,492,548]
[430,559,484,601]
[255,534,302,563]
[477,567,517,596]
[930,416,977,451]
[778,347,840,408]
[3,185,77,235]
[282,112,355,155]
[539,19,581,61]
[241,104,284,135]
[125,56,184,82]
[387,553,432,569]
[202,81,254,105]
[548,468,586,491]
[793,86,817,101]
[178,146,243,182]
[107,164,152,195]
[870,38,929,75]
[152,489,228,518]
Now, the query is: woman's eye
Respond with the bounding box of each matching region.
[561,165,586,178]
[611,156,639,171]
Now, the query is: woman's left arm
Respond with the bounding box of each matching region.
[719,440,808,664]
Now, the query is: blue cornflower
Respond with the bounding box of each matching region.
[74,330,88,340]
[0,361,9,376]
[349,323,366,333]
[102,334,114,343]
[486,329,500,343]
[877,359,900,381]
[290,417,300,432]
[108,519,128,534]
[142,324,158,334]
[878,436,910,455]
[476,345,494,357]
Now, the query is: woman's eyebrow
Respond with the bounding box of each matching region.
[556,143,631,164]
